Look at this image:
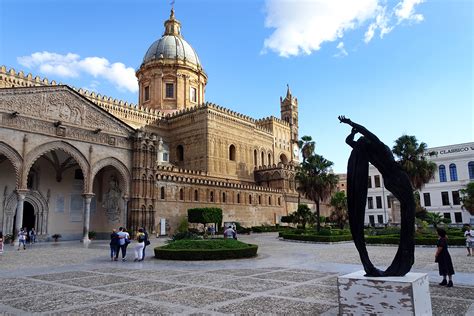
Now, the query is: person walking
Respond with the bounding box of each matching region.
[464,224,474,256]
[29,228,36,244]
[110,229,120,261]
[435,228,455,287]
[134,228,146,262]
[223,225,235,239]
[141,228,150,261]
[116,227,130,261]
[0,231,4,255]
[17,228,27,250]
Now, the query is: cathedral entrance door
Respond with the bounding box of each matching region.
[22,201,35,232]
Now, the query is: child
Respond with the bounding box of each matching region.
[435,228,455,287]
[464,224,474,256]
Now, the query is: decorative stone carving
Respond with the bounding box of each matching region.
[102,175,121,223]
[90,157,131,196]
[0,141,22,188]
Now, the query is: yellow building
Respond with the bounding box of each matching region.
[0,10,307,240]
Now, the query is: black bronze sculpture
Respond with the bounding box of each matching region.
[339,116,415,277]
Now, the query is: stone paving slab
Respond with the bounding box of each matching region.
[124,269,189,279]
[97,280,185,296]
[252,271,328,282]
[165,272,234,285]
[0,278,73,302]
[214,296,335,315]
[66,298,185,315]
[210,277,290,292]
[28,270,100,281]
[60,274,136,288]
[207,268,278,277]
[147,287,250,308]
[431,297,472,316]
[273,284,339,303]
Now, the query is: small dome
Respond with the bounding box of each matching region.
[142,9,201,67]
[143,35,201,67]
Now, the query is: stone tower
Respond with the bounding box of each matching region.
[280,85,299,161]
[136,9,208,113]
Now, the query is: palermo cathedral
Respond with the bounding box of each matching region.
[0,9,306,241]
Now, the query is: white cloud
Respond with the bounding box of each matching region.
[17,51,138,93]
[335,42,348,57]
[263,0,425,57]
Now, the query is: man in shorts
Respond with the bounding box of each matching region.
[17,228,27,250]
[464,224,474,256]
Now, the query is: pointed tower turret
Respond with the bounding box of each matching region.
[280,84,299,143]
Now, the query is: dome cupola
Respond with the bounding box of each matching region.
[136,9,207,112]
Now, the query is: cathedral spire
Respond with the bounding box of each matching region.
[286,84,292,100]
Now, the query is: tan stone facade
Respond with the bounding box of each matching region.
[0,10,310,240]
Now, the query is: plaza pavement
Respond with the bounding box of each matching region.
[1,233,473,315]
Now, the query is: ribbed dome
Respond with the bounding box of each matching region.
[143,35,201,67]
[142,9,201,67]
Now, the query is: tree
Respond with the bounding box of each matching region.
[460,182,474,216]
[296,136,338,232]
[329,191,348,229]
[392,135,436,190]
[298,135,315,163]
[425,212,450,228]
[288,204,315,228]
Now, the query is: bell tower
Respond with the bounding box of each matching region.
[280,84,299,143]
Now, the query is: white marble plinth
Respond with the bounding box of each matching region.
[338,270,432,315]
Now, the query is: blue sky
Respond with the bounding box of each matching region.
[1,0,472,173]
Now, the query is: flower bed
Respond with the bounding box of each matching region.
[154,239,258,260]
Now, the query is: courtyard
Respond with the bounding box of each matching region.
[1,233,474,315]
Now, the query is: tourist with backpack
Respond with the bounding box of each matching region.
[134,228,146,262]
[141,227,150,261]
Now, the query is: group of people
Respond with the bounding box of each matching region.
[109,227,150,262]
[17,227,36,250]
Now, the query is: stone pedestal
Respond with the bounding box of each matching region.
[338,271,431,315]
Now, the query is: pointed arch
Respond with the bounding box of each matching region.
[23,141,90,191]
[0,141,22,189]
[91,157,131,196]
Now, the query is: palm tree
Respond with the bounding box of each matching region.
[298,135,315,163]
[392,135,436,190]
[425,212,450,228]
[329,191,348,229]
[460,182,474,216]
[296,137,338,232]
[291,204,315,228]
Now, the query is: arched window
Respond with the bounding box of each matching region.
[229,145,236,161]
[249,195,252,204]
[280,154,288,164]
[160,187,165,199]
[469,161,474,180]
[222,192,226,203]
[177,145,184,161]
[278,197,281,205]
[258,195,262,204]
[237,193,240,204]
[210,191,214,202]
[194,189,199,201]
[268,196,272,205]
[268,153,272,165]
[439,165,447,182]
[254,150,258,166]
[449,163,458,181]
[261,151,265,166]
[179,188,184,200]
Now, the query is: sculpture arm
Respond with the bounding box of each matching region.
[345,128,357,148]
[339,116,381,144]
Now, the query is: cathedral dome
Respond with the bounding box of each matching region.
[142,9,201,68]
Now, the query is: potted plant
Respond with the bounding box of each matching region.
[4,234,13,245]
[88,231,96,240]
[52,234,62,242]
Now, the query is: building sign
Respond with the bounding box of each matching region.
[425,145,473,156]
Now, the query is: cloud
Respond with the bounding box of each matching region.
[263,0,425,57]
[335,42,348,57]
[17,51,138,93]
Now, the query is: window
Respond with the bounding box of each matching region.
[469,161,474,180]
[374,175,381,188]
[194,190,199,201]
[190,87,197,102]
[237,193,240,204]
[377,215,383,224]
[222,192,226,203]
[441,191,450,206]
[165,83,174,98]
[376,196,382,209]
[443,212,451,221]
[439,165,447,182]
[369,215,375,226]
[249,195,252,204]
[179,188,184,200]
[268,153,272,165]
[162,152,169,162]
[261,152,265,166]
[278,197,281,205]
[144,86,150,101]
[452,191,460,205]
[368,176,372,188]
[177,145,184,161]
[387,196,392,208]
[160,187,165,199]
[367,197,374,209]
[449,163,458,181]
[210,191,214,202]
[258,195,262,204]
[454,212,462,223]
[423,192,431,207]
[268,196,272,205]
[229,145,236,161]
[254,150,258,166]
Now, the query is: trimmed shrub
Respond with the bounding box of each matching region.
[279,232,352,242]
[364,235,465,246]
[169,231,201,242]
[251,225,278,233]
[188,208,223,225]
[154,239,258,260]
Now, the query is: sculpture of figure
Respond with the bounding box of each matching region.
[339,116,415,277]
[103,175,121,223]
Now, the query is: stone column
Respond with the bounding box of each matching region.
[14,190,28,238]
[123,196,129,228]
[82,193,95,242]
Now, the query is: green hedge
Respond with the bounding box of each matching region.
[154,239,258,260]
[187,208,223,224]
[365,235,466,246]
[279,232,352,242]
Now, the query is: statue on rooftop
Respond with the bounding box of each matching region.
[339,116,415,277]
